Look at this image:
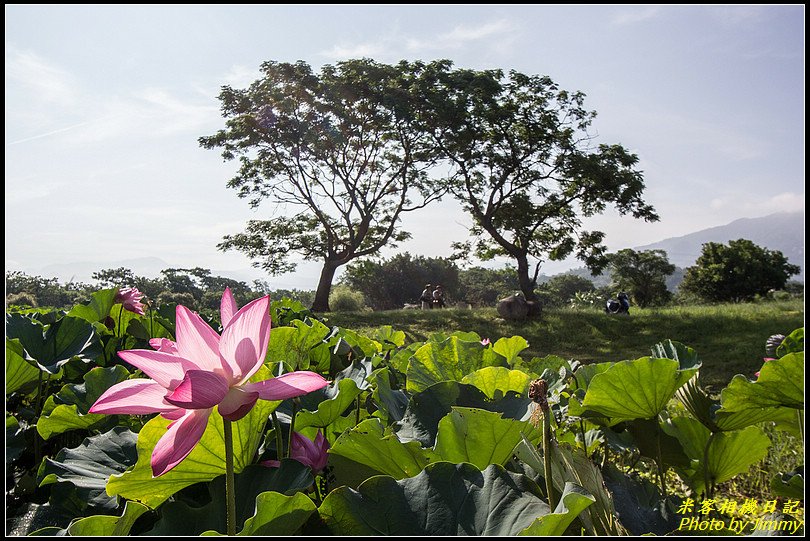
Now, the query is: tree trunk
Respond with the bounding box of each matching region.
[515,253,539,303]
[311,260,339,312]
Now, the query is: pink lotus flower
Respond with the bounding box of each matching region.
[481,338,491,346]
[116,287,146,316]
[262,430,329,473]
[90,288,328,476]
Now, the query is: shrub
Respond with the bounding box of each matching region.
[6,292,38,307]
[329,285,367,312]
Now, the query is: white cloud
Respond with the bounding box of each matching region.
[407,19,516,51]
[5,47,78,105]
[320,42,389,60]
[611,7,660,26]
[221,64,262,88]
[319,18,517,60]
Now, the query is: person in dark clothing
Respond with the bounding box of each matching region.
[617,291,630,314]
[420,284,433,309]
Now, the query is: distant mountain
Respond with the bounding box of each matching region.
[553,211,804,289]
[636,211,804,273]
[34,257,173,284]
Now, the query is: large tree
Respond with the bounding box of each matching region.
[679,239,800,302]
[608,249,675,307]
[200,60,441,311]
[414,62,659,306]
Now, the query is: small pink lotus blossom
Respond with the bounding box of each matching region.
[116,287,146,316]
[290,431,329,473]
[754,357,777,378]
[480,338,491,346]
[90,287,328,476]
[261,430,329,473]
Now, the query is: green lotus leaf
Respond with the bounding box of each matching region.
[582,357,696,420]
[395,381,531,447]
[67,288,118,323]
[295,378,362,430]
[6,337,40,395]
[6,314,99,374]
[493,335,530,364]
[719,352,803,413]
[433,407,536,469]
[232,491,317,536]
[37,365,130,440]
[66,500,150,536]
[146,461,313,535]
[519,482,596,536]
[38,427,138,511]
[329,418,431,480]
[319,462,551,535]
[461,367,534,399]
[406,336,491,393]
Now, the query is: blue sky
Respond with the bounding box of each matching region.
[5,5,804,288]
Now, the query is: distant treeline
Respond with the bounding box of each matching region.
[6,242,803,312]
[5,267,314,311]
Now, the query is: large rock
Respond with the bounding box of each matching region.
[497,294,529,320]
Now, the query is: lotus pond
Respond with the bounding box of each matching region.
[5,288,805,535]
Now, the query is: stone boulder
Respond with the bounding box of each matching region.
[497,294,529,320]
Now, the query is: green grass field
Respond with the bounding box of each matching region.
[324,299,804,392]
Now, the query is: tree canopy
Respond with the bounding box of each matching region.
[679,239,800,302]
[412,61,659,304]
[200,59,442,311]
[608,249,675,307]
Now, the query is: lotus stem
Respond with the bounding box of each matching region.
[355,394,362,426]
[578,419,588,456]
[34,370,44,465]
[529,378,556,509]
[271,410,284,459]
[703,432,717,499]
[656,426,667,498]
[223,419,237,536]
[543,409,557,509]
[288,398,298,458]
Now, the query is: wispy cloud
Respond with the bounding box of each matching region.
[221,64,262,88]
[321,42,390,59]
[611,7,660,26]
[710,5,767,27]
[6,119,101,146]
[6,47,219,147]
[4,178,65,204]
[319,18,518,60]
[406,19,516,51]
[5,47,77,105]
[710,191,805,214]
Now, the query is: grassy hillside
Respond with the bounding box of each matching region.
[324,299,803,392]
